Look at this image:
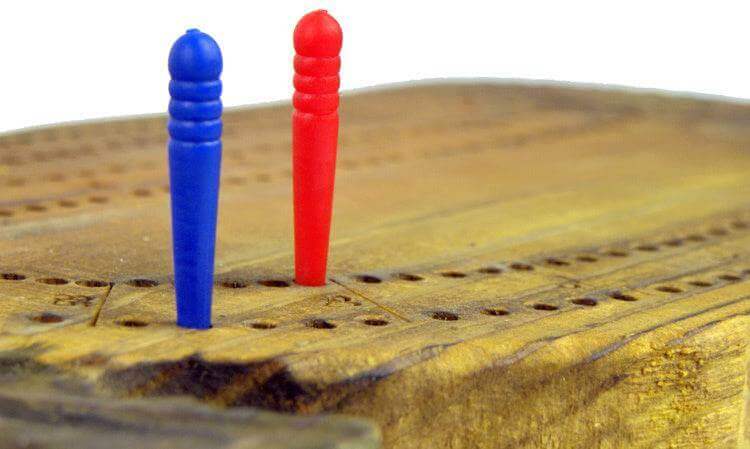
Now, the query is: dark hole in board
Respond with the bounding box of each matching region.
[576,255,598,263]
[636,244,659,252]
[58,200,78,208]
[1,273,26,281]
[685,234,706,242]
[221,280,247,289]
[431,311,459,321]
[31,312,64,323]
[510,262,534,271]
[655,285,682,293]
[545,258,570,266]
[571,298,597,306]
[37,277,69,285]
[718,274,742,282]
[117,319,148,328]
[532,303,559,311]
[127,279,158,288]
[689,280,713,287]
[396,273,423,281]
[663,238,683,247]
[609,291,638,302]
[708,227,728,236]
[356,275,382,284]
[732,220,748,229]
[363,318,389,326]
[258,280,290,288]
[477,267,502,274]
[76,279,110,288]
[305,318,336,329]
[440,271,467,278]
[482,308,509,316]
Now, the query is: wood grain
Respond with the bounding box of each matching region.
[1,81,750,448]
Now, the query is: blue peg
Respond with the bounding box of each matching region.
[167,29,222,329]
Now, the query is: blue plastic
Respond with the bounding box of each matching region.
[167,29,223,329]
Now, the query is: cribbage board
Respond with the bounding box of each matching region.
[1,81,749,449]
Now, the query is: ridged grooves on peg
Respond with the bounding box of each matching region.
[293,11,342,117]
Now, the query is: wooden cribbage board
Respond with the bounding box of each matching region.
[1,81,750,449]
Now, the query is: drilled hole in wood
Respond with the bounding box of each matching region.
[545,258,570,266]
[708,227,728,236]
[116,319,148,328]
[88,196,109,204]
[510,262,534,271]
[75,279,110,288]
[477,267,502,274]
[0,210,12,217]
[31,312,64,323]
[396,273,423,281]
[636,244,659,252]
[576,255,598,263]
[663,239,683,247]
[362,318,389,326]
[126,279,158,288]
[1,273,25,280]
[258,279,290,288]
[732,220,748,229]
[57,200,78,208]
[605,250,628,257]
[685,234,706,242]
[656,286,682,293]
[356,275,382,284]
[305,318,336,329]
[532,303,559,311]
[431,311,459,321]
[221,280,247,289]
[36,277,69,285]
[718,274,741,282]
[689,280,713,287]
[609,291,638,302]
[482,308,509,316]
[249,320,277,330]
[25,204,47,212]
[571,298,597,306]
[440,271,467,278]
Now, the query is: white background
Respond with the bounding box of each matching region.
[1,1,749,133]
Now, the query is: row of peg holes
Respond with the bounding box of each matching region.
[3,217,748,327]
[0,169,289,218]
[7,265,748,330]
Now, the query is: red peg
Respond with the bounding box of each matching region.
[292,10,342,286]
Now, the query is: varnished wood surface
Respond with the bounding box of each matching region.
[1,81,750,448]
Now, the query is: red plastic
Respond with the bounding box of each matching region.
[292,10,342,286]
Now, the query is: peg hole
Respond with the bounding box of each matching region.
[655,286,682,293]
[1,273,25,280]
[431,311,459,321]
[37,277,69,285]
[532,303,559,311]
[396,273,423,281]
[30,312,64,323]
[356,275,382,284]
[116,319,148,328]
[482,308,509,316]
[258,279,290,288]
[688,280,713,287]
[126,279,158,288]
[718,274,741,282]
[609,291,638,302]
[510,262,534,271]
[305,318,336,329]
[545,258,569,266]
[440,271,467,278]
[76,279,110,288]
[571,298,597,306]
